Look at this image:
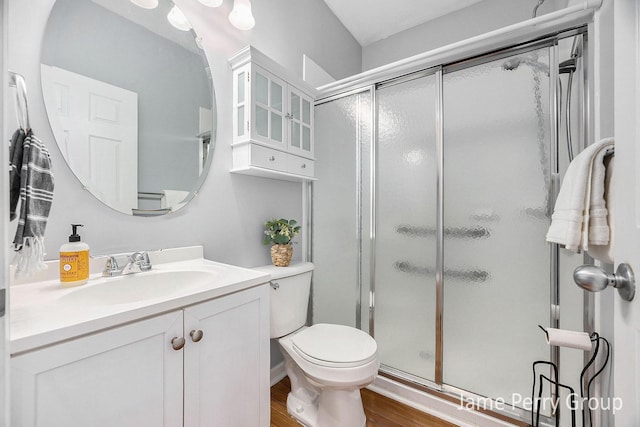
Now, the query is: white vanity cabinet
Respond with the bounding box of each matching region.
[230,46,316,182]
[11,284,269,427]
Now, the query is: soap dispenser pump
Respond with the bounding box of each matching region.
[60,224,90,287]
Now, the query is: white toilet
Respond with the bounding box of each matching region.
[255,262,379,427]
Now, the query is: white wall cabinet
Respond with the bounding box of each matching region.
[11,285,269,427]
[229,46,316,182]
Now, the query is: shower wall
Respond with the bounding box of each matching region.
[313,34,587,425]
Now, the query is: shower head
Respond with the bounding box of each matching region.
[502,57,550,76]
[559,58,577,74]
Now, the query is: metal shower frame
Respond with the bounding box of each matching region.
[307,12,596,426]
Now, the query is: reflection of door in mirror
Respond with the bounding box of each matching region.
[42,65,138,214]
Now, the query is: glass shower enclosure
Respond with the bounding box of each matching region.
[312,30,589,425]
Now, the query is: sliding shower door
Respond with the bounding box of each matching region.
[374,72,439,382]
[312,30,589,425]
[442,48,552,403]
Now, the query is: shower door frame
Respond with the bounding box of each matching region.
[312,20,594,426]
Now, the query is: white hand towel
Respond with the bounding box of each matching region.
[585,143,614,249]
[546,138,614,251]
[587,154,614,263]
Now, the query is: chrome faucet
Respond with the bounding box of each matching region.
[102,251,152,277]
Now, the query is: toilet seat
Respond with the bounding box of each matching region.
[291,324,377,368]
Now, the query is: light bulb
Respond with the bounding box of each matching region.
[198,0,223,7]
[229,0,255,31]
[130,0,158,9]
[167,5,192,31]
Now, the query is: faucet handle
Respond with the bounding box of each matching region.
[103,256,120,277]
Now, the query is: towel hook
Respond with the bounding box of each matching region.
[573,263,635,301]
[8,70,30,130]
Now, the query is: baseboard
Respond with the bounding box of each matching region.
[270,361,287,386]
[367,375,517,427]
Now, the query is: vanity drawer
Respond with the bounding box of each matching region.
[250,144,287,172]
[287,155,314,178]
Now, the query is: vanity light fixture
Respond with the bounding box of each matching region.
[167,5,192,31]
[130,0,159,9]
[165,0,255,33]
[228,0,255,31]
[198,0,224,7]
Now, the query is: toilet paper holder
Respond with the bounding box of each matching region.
[573,263,635,301]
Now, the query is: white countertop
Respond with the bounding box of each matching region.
[10,246,270,355]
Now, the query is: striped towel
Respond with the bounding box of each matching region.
[9,128,55,277]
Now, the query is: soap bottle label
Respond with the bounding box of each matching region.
[60,251,89,282]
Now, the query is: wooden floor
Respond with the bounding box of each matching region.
[271,377,457,427]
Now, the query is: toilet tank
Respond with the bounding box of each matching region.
[254,262,313,338]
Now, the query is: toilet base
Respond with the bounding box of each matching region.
[286,388,366,427]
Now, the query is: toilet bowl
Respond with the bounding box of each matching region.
[254,262,379,427]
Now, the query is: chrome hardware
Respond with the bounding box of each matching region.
[394,261,490,283]
[301,163,306,169]
[102,256,120,277]
[102,251,152,277]
[573,263,635,301]
[270,281,280,290]
[171,337,185,350]
[122,251,152,275]
[0,289,5,318]
[190,330,204,342]
[396,224,490,239]
[268,156,276,161]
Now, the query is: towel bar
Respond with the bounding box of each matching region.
[396,225,490,239]
[394,261,490,283]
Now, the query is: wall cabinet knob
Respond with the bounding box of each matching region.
[171,337,186,350]
[269,156,276,161]
[190,329,204,342]
[301,163,306,169]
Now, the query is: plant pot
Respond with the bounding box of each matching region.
[271,244,293,267]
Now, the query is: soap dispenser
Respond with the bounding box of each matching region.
[60,224,90,287]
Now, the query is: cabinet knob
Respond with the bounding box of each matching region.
[301,163,306,169]
[190,329,204,342]
[269,156,276,162]
[171,337,186,350]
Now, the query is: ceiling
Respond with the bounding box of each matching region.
[322,0,485,47]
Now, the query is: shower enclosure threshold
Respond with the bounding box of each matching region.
[368,370,555,427]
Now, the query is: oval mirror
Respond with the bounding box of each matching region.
[41,0,215,216]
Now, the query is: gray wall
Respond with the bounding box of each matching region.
[7,0,360,269]
[362,0,568,71]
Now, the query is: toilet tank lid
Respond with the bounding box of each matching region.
[253,262,314,280]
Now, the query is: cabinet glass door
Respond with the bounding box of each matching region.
[289,88,313,157]
[253,66,285,149]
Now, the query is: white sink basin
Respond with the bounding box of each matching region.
[61,269,218,305]
[10,247,271,354]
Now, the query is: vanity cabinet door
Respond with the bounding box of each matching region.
[183,285,269,427]
[11,311,184,427]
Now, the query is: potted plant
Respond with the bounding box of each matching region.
[263,218,301,267]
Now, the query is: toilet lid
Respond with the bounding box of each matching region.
[291,324,377,367]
